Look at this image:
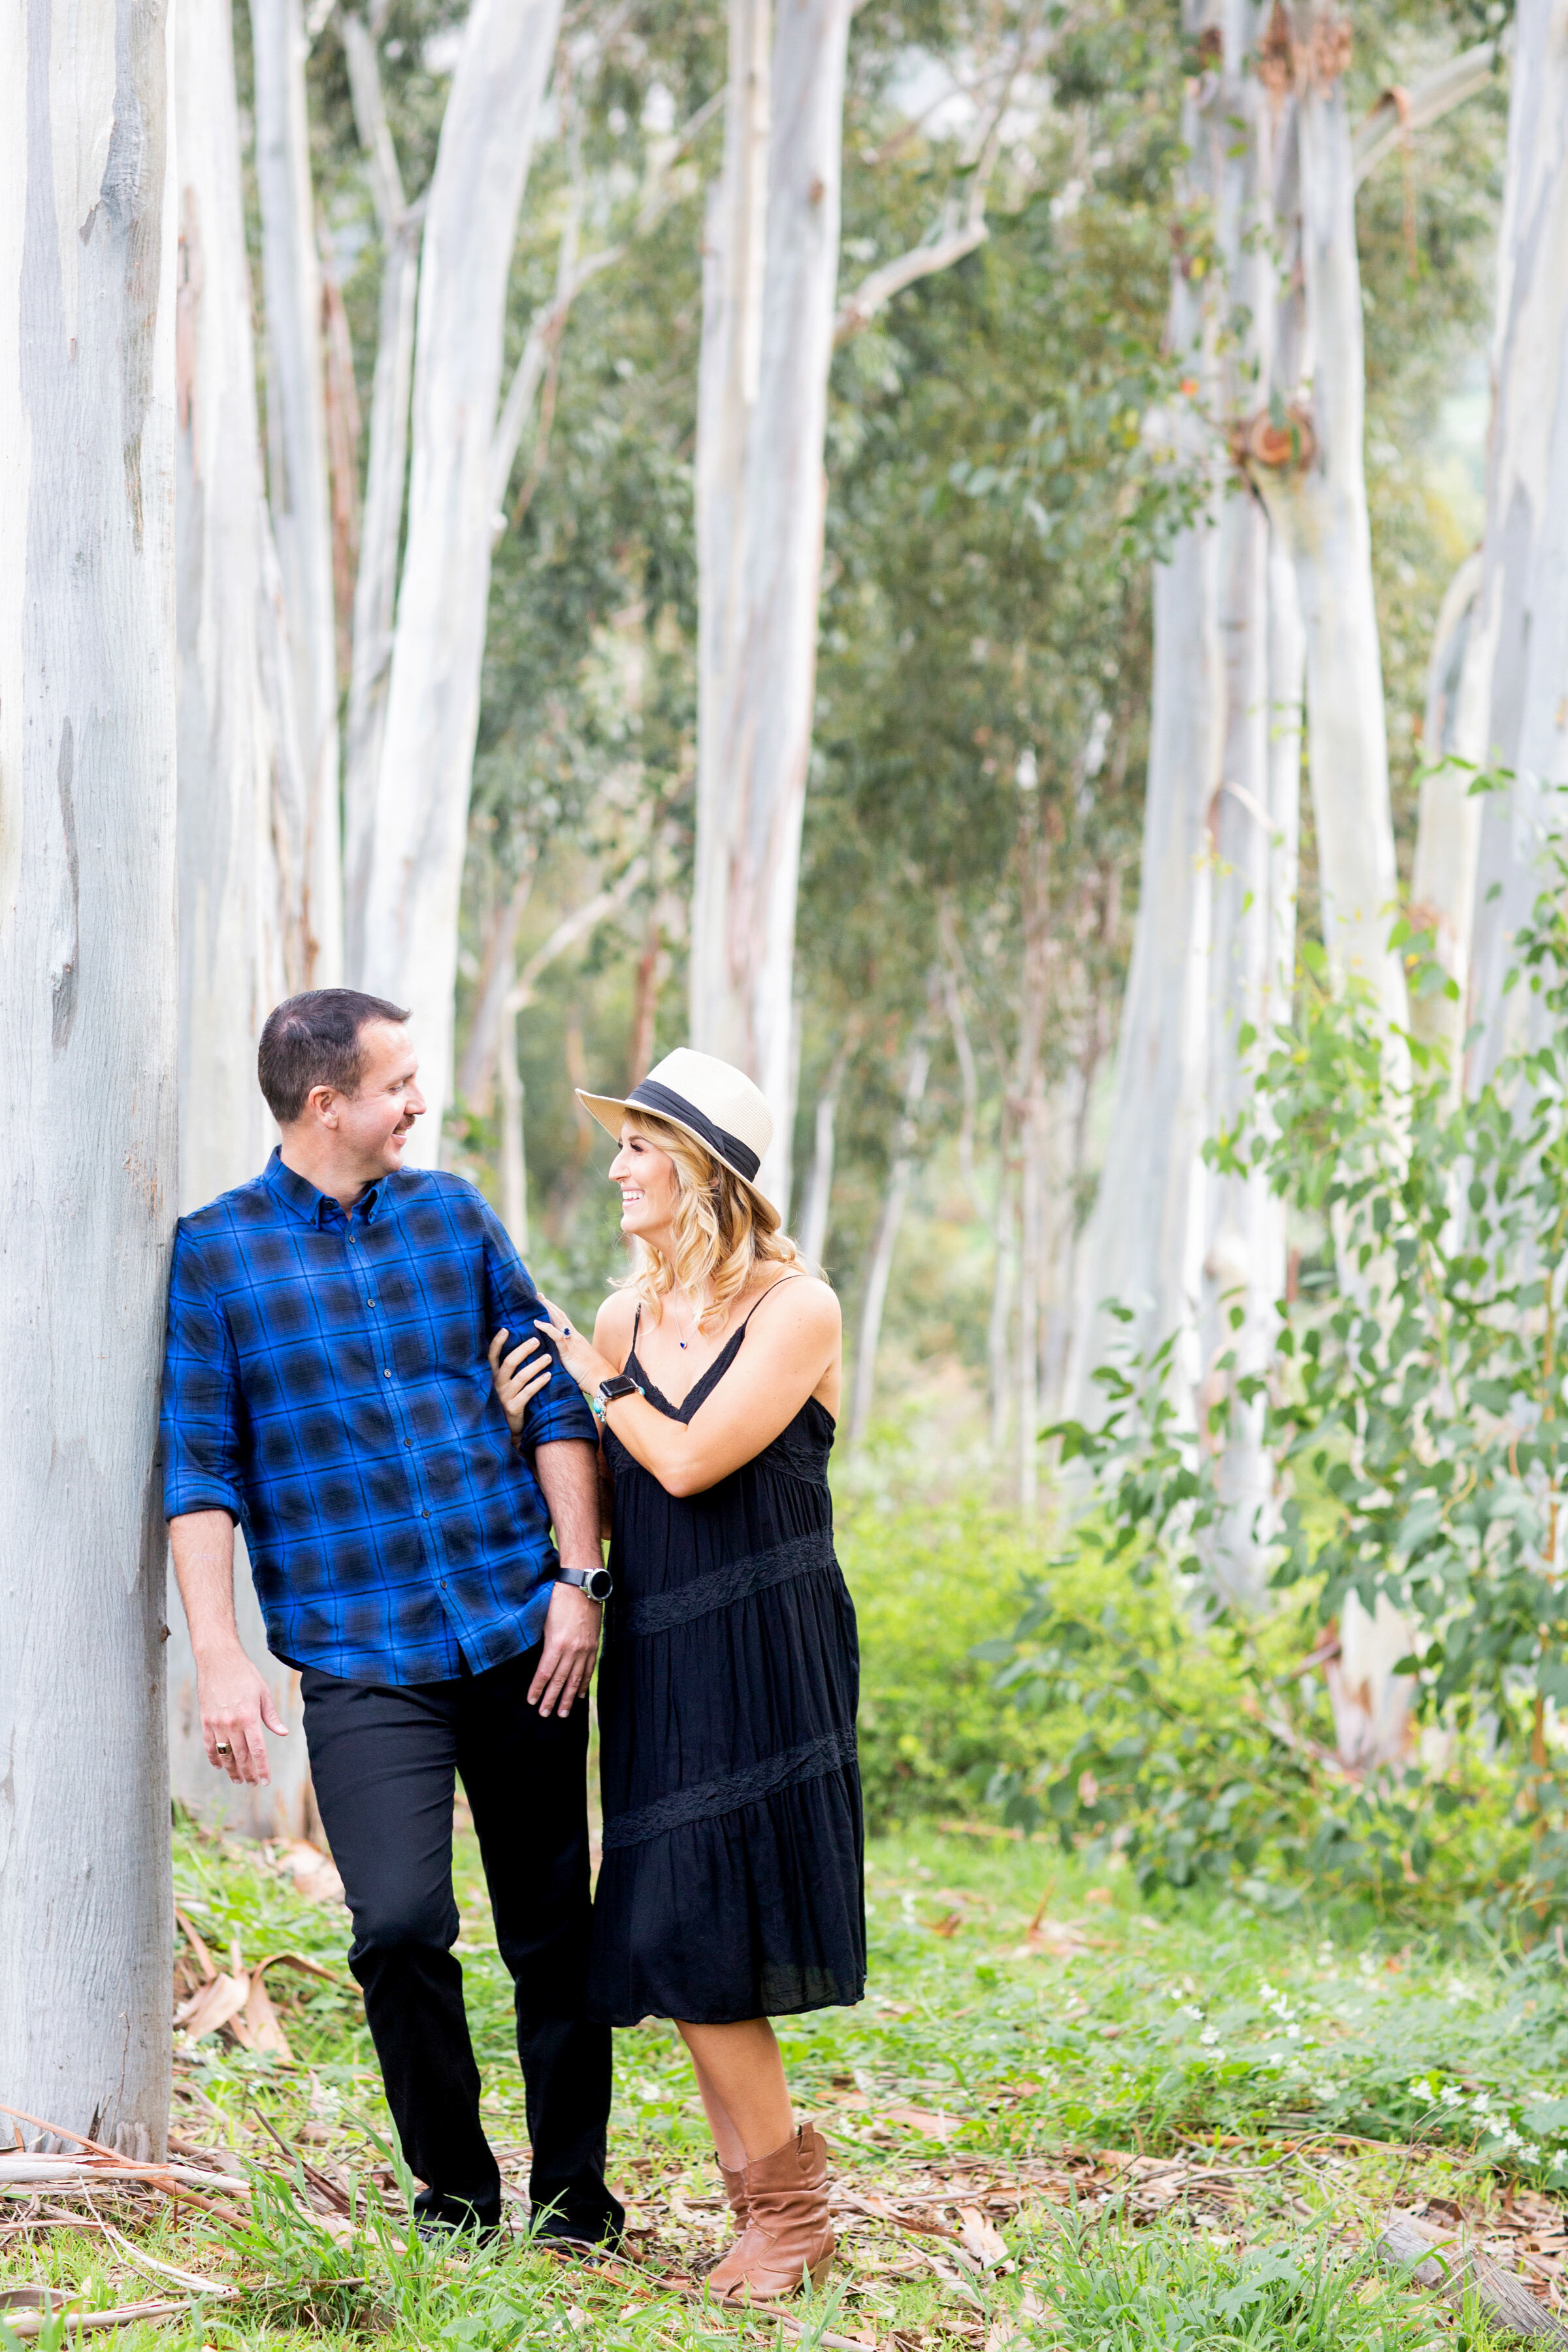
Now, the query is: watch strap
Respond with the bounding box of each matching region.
[557,1563,613,1602]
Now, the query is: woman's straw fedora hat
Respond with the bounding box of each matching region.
[577,1048,777,1217]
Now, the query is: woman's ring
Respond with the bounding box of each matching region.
[214,1741,231,1756]
[563,1323,572,1335]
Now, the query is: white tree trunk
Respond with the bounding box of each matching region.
[1457,0,1568,1088]
[847,1029,930,1446]
[1197,17,1299,1609]
[797,1024,857,1267]
[253,0,342,985]
[1242,6,1412,1753]
[455,857,536,1115]
[1260,4,1406,1034]
[1409,551,1484,1071]
[690,0,851,1213]
[498,1005,529,1254]
[340,10,418,983]
[692,0,771,1066]
[170,0,314,1843]
[356,0,564,1151]
[1066,48,1222,1416]
[0,0,177,2153]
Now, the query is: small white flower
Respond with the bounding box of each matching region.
[1200,2027,1221,2048]
[1183,2003,1204,2021]
[1409,2076,1433,2100]
[1311,2082,1339,2102]
[1285,2023,1302,2041]
[1440,2085,1465,2109]
[1517,2140,1542,2163]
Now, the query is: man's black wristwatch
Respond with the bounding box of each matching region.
[557,1563,613,1603]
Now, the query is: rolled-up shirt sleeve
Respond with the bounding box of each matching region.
[480,1206,599,1451]
[161,1223,245,1521]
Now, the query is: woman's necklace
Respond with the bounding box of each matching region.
[671,1287,699,1351]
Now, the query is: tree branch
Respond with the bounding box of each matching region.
[510,857,649,1011]
[1352,40,1500,189]
[487,85,721,530]
[833,37,1022,346]
[339,8,406,231]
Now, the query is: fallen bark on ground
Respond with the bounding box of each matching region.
[1379,2211,1568,2344]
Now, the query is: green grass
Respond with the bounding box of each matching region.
[4,1819,1563,2349]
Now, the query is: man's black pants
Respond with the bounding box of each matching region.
[300,1646,621,2240]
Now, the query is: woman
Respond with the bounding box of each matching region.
[491,1048,864,2302]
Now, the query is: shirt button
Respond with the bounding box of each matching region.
[421,1509,429,1518]
[384,1368,391,1378]
[404,1439,412,1450]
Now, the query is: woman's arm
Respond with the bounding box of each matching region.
[536,1280,841,1497]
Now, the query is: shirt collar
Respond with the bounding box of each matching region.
[263,1147,389,1228]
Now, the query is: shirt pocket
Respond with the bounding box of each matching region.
[384,1265,488,1389]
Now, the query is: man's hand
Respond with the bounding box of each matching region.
[528,1582,602,1718]
[171,1510,287,1786]
[199,1644,287,1785]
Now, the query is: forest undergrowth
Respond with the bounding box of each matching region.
[5,1817,1567,2351]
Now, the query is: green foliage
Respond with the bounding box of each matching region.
[1019,850,1568,1925]
[1007,2219,1453,2352]
[838,1499,1057,1826]
[1219,865,1568,1908]
[975,1544,1523,1912]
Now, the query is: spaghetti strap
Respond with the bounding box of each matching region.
[736,1271,809,1331]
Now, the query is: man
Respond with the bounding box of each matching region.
[161,988,620,2247]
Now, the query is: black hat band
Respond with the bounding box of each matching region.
[626,1079,763,1183]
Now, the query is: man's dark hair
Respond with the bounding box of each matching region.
[258,990,412,1126]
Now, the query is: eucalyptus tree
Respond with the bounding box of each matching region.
[356,0,566,1149]
[1444,0,1568,1088]
[255,0,344,984]
[0,0,177,2155]
[691,0,1038,1210]
[171,0,317,1838]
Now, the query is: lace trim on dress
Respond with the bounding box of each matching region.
[600,1725,860,1852]
[614,1529,838,1637]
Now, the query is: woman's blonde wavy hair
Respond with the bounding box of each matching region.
[615,1110,816,1333]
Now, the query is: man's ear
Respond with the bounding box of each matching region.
[306,1083,340,1129]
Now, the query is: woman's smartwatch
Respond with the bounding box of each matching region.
[591,1373,642,1421]
[558,1563,613,1603]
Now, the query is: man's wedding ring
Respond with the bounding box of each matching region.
[214,1740,231,1756]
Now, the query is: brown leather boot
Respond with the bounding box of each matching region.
[713,2125,834,2304]
[704,2159,750,2295]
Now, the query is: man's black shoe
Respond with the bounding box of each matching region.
[533,2220,621,2261]
[412,2190,502,2249]
[414,2215,503,2251]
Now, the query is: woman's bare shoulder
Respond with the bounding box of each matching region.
[762,1269,840,1331]
[592,1290,641,1365]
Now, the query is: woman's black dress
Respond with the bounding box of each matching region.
[588,1288,866,2026]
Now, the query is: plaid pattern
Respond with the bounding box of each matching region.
[161,1150,598,1686]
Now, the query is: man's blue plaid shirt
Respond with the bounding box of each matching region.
[160,1149,598,1686]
